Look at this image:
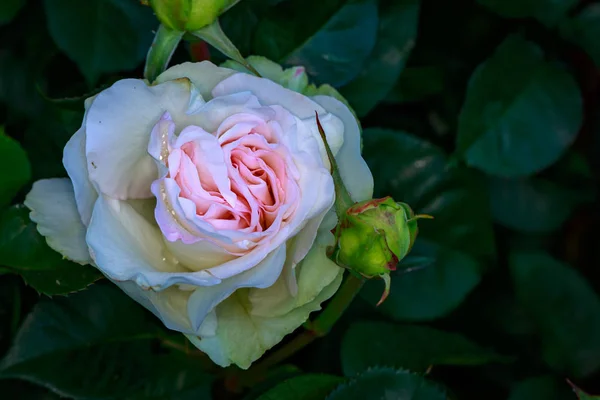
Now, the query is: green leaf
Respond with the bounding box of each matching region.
[489,177,591,233]
[256,374,344,400]
[241,365,303,400]
[385,66,445,103]
[361,240,482,320]
[508,376,576,400]
[0,380,62,400]
[560,4,600,68]
[0,129,31,208]
[363,128,495,259]
[341,322,509,376]
[0,276,21,355]
[456,35,582,177]
[0,283,214,399]
[511,252,600,378]
[23,108,83,181]
[0,52,46,120]
[477,0,578,26]
[326,367,446,400]
[43,0,157,84]
[0,0,26,25]
[254,0,378,87]
[340,0,419,116]
[220,0,275,57]
[0,205,101,295]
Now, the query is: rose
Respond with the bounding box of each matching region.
[25,60,373,368]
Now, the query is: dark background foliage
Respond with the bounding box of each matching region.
[0,0,599,398]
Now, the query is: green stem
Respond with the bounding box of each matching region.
[144,24,184,83]
[315,112,354,217]
[191,19,261,77]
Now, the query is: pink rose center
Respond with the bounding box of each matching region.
[163,113,294,235]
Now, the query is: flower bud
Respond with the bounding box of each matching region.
[335,197,430,305]
[148,0,240,31]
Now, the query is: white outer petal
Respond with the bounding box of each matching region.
[86,196,220,290]
[63,127,97,226]
[190,268,343,369]
[212,72,327,119]
[248,230,341,318]
[24,178,92,265]
[115,280,195,334]
[186,245,286,331]
[156,61,236,99]
[85,78,192,200]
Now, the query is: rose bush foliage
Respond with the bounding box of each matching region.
[24,61,373,368]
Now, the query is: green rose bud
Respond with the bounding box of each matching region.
[335,197,431,305]
[147,0,240,31]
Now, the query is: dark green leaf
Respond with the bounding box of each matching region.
[0,0,26,25]
[340,0,420,116]
[221,0,275,57]
[242,365,303,400]
[0,129,31,208]
[341,321,509,376]
[43,0,157,84]
[477,0,578,26]
[0,283,213,399]
[489,177,591,233]
[0,205,101,295]
[456,35,582,177]
[560,4,600,68]
[256,374,344,400]
[508,376,576,400]
[385,66,445,103]
[254,0,378,87]
[253,0,344,60]
[0,276,21,355]
[0,52,46,120]
[23,108,83,181]
[363,128,495,259]
[326,367,446,400]
[361,240,482,320]
[511,252,600,377]
[0,380,62,400]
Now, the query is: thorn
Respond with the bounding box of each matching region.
[376,274,391,306]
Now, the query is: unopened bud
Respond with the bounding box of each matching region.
[149,0,240,31]
[336,197,431,305]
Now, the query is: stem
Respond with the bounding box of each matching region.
[315,112,354,217]
[144,24,184,83]
[191,20,261,77]
[249,273,364,374]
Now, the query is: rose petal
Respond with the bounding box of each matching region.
[184,92,272,133]
[115,280,196,334]
[86,196,221,289]
[156,61,236,101]
[186,244,286,331]
[212,72,326,119]
[24,178,92,265]
[63,125,97,226]
[189,263,343,369]
[85,79,192,200]
[248,230,341,317]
